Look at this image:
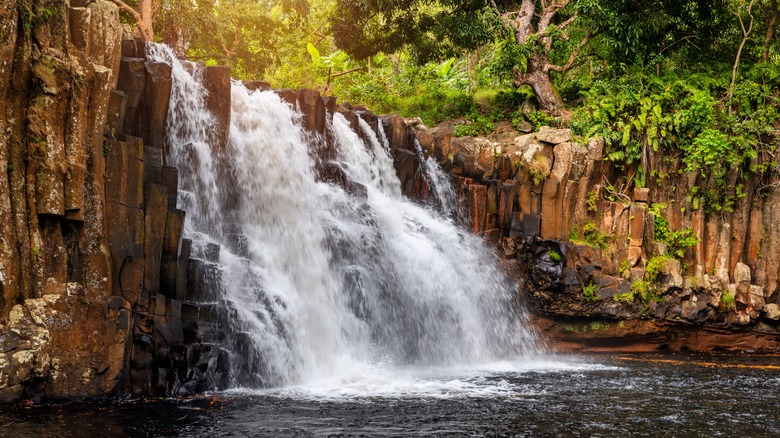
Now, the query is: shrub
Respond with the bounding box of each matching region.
[582,282,599,302]
[613,291,635,303]
[721,290,737,311]
[581,222,613,250]
[529,155,551,186]
[586,190,599,213]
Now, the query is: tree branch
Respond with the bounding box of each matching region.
[329,66,366,79]
[109,0,141,23]
[729,0,758,103]
[539,0,572,32]
[546,31,595,73]
[514,0,537,43]
[557,14,577,31]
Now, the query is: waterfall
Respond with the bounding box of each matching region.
[147,44,541,390]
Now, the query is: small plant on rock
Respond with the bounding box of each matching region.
[619,259,630,277]
[548,249,562,262]
[721,290,737,312]
[586,190,599,213]
[582,282,599,302]
[581,222,613,250]
[528,155,551,186]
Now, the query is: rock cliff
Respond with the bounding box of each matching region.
[404,117,780,352]
[0,1,229,402]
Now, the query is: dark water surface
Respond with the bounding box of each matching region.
[2,354,779,437]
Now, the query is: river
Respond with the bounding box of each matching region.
[3,353,779,437]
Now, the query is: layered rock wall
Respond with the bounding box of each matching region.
[404,118,780,351]
[0,1,226,402]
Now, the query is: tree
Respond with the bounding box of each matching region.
[110,0,159,42]
[331,0,735,117]
[331,1,594,116]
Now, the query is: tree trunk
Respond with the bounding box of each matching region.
[513,55,570,118]
[138,0,154,41]
[764,0,779,61]
[111,0,155,41]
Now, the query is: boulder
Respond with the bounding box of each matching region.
[536,126,571,145]
[516,120,534,133]
[734,262,751,294]
[765,303,780,320]
[749,285,765,312]
[657,258,683,290]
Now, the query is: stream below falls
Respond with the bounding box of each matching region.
[2,353,779,437]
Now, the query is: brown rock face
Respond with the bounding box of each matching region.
[410,105,780,347]
[202,66,231,153]
[0,2,228,402]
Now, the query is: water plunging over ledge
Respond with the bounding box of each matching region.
[146,44,542,391]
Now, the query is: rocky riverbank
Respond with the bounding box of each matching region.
[402,116,780,352]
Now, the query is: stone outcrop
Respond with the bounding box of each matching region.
[407,116,780,352]
[0,1,227,402]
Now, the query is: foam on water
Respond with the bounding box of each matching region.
[224,359,620,401]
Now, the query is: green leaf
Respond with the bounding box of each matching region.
[621,125,631,146]
[307,42,321,67]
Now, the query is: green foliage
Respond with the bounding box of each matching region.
[582,282,599,302]
[619,259,630,277]
[548,249,562,263]
[721,289,737,311]
[647,202,698,261]
[453,112,495,137]
[613,291,635,303]
[572,66,779,200]
[19,2,60,32]
[631,279,666,304]
[589,321,611,331]
[665,229,699,260]
[644,255,674,284]
[586,190,599,214]
[573,222,614,251]
[649,203,669,241]
[527,111,555,130]
[529,155,551,186]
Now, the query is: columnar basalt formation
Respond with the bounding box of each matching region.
[0,1,432,401]
[404,118,780,352]
[0,1,228,402]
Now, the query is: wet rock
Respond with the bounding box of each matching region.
[243,80,271,92]
[202,66,232,153]
[139,62,172,150]
[117,57,147,137]
[298,89,327,136]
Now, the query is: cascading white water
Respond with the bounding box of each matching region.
[148,44,541,390]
